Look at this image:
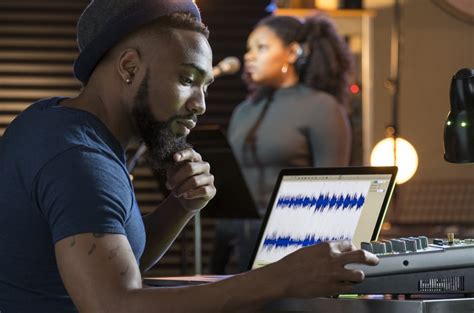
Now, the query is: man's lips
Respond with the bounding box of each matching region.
[177,119,196,130]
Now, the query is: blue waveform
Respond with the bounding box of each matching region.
[276,193,365,211]
[263,234,348,249]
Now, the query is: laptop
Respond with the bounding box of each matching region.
[144,166,398,286]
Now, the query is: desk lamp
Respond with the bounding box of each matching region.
[444,68,474,163]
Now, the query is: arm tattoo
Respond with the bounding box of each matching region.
[87,234,105,255]
[69,236,76,247]
[108,245,120,260]
[120,265,130,277]
[88,243,97,255]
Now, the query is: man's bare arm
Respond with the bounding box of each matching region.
[139,196,195,272]
[56,232,276,313]
[140,148,216,272]
[56,233,377,313]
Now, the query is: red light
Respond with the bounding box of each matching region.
[350,84,360,94]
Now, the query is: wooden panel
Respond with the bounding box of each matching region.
[0,77,80,87]
[0,64,75,74]
[0,0,83,137]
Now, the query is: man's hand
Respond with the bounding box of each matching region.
[140,148,215,271]
[165,148,216,213]
[273,240,379,298]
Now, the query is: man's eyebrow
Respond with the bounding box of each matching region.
[181,63,214,84]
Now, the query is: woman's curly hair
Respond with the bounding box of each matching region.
[248,14,354,107]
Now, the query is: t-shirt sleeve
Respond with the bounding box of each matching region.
[32,146,133,243]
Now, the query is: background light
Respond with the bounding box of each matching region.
[370,137,419,184]
[350,84,360,94]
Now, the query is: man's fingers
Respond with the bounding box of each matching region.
[172,174,214,197]
[337,269,365,283]
[173,148,202,163]
[338,249,379,266]
[180,185,216,200]
[166,161,211,190]
[336,281,359,294]
[331,240,357,253]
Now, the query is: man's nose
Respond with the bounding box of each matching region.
[185,90,206,115]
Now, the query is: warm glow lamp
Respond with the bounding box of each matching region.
[370,128,418,184]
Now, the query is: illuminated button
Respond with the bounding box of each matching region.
[447,233,455,245]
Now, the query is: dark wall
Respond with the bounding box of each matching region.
[0,0,270,134]
[197,0,270,127]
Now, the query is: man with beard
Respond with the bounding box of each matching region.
[0,1,378,312]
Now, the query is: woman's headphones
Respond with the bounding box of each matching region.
[294,43,309,75]
[296,45,304,58]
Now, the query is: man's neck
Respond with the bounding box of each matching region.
[60,86,135,149]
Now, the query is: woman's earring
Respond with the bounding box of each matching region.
[281,63,288,74]
[126,78,132,84]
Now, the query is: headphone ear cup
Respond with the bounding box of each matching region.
[296,46,303,58]
[294,44,308,75]
[295,55,307,75]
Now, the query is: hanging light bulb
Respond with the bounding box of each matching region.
[370,127,419,184]
[370,0,420,185]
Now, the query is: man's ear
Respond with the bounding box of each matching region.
[117,48,141,84]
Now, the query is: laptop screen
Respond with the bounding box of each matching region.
[250,167,397,270]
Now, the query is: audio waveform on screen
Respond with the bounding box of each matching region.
[276,193,365,211]
[262,233,348,249]
[263,192,365,252]
[255,180,372,262]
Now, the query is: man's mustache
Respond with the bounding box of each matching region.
[173,114,197,123]
[163,114,198,127]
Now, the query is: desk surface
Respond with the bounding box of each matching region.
[262,296,474,313]
[144,276,474,312]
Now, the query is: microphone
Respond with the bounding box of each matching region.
[212,56,241,78]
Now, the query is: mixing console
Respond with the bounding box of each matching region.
[346,235,474,276]
[347,234,474,294]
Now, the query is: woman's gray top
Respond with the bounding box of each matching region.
[228,83,351,214]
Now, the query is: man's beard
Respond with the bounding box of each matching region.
[131,71,194,170]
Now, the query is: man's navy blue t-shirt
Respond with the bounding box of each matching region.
[0,97,146,312]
